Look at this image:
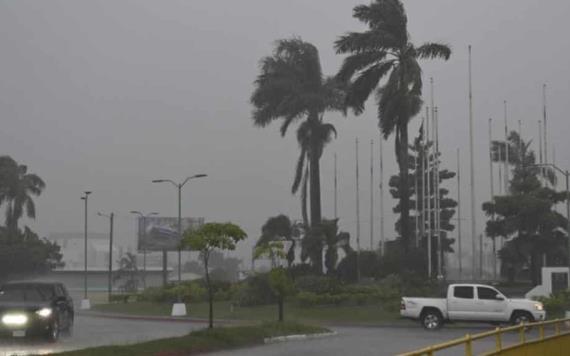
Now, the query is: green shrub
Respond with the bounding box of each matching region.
[294,275,341,295]
[232,273,277,307]
[537,290,570,318]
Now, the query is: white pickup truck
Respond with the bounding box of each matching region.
[400,284,545,329]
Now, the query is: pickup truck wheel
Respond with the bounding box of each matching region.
[421,310,443,330]
[511,311,533,326]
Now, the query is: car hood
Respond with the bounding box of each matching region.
[0,301,51,313]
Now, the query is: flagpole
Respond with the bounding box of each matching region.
[435,107,442,278]
[468,45,477,280]
[538,121,543,165]
[504,100,509,193]
[457,148,462,280]
[370,140,374,251]
[355,138,360,282]
[489,118,497,280]
[426,106,432,278]
[542,84,548,164]
[378,133,385,256]
[379,133,385,256]
[418,119,425,248]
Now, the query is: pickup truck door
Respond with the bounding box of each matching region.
[476,286,508,321]
[447,286,478,320]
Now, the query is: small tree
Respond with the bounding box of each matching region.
[181,222,247,328]
[254,242,294,322]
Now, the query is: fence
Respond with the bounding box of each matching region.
[399,318,570,356]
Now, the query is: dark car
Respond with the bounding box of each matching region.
[0,281,74,342]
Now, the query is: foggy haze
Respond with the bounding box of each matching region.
[1,1,569,268]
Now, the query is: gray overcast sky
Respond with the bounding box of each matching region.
[1,1,569,264]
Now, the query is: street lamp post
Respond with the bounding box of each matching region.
[532,164,570,272]
[98,212,114,302]
[152,174,207,284]
[130,211,158,288]
[80,191,92,309]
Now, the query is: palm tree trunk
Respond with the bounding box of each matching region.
[309,136,322,227]
[399,123,411,251]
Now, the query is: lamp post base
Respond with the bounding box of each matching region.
[171,303,187,316]
[80,299,91,310]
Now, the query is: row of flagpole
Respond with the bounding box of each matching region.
[332,45,551,281]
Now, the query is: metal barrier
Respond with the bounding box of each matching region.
[399,318,570,356]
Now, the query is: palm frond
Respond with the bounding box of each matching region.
[347,61,395,115]
[351,0,408,45]
[335,31,399,55]
[416,43,451,60]
[336,51,388,82]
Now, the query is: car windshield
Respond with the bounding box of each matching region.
[0,285,55,302]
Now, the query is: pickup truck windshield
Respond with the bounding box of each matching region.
[0,285,55,302]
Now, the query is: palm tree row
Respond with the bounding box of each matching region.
[0,156,45,233]
[250,0,451,260]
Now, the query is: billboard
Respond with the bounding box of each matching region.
[137,216,204,251]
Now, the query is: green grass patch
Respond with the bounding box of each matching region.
[53,322,328,356]
[93,301,400,324]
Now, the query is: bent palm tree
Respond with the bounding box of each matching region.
[335,0,451,248]
[256,215,302,267]
[251,38,345,230]
[0,156,45,232]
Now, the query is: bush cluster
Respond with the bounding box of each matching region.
[536,290,570,318]
[135,280,235,304]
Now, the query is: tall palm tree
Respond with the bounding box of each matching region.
[251,38,345,230]
[0,156,45,232]
[335,0,451,248]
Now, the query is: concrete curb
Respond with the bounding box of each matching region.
[264,331,337,344]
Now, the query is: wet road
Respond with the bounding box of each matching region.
[210,324,533,356]
[0,315,198,356]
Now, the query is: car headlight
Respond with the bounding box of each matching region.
[2,314,28,326]
[35,308,53,318]
[534,303,544,311]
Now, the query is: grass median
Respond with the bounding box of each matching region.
[92,301,400,325]
[53,322,329,356]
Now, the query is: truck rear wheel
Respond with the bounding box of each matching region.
[421,309,443,330]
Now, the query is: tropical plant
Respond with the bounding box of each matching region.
[335,0,451,249]
[483,132,568,284]
[388,132,457,274]
[0,156,45,232]
[181,222,247,328]
[254,241,287,269]
[0,226,63,281]
[251,38,345,230]
[256,215,302,267]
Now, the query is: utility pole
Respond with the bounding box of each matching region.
[414,151,419,247]
[468,45,477,281]
[81,191,92,309]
